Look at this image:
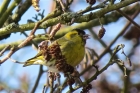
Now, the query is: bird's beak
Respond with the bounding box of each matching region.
[83,34,90,39]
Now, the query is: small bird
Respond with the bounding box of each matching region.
[23,29,88,72]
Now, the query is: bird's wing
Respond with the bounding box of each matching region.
[23,51,44,67]
[56,37,78,65]
[56,35,85,67]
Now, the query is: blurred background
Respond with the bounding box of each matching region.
[0,0,140,93]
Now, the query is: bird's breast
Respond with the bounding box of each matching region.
[60,41,85,67]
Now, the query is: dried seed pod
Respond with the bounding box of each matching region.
[38,41,48,51]
[71,71,79,77]
[50,23,61,40]
[86,84,92,90]
[80,84,92,93]
[56,62,63,69]
[42,41,74,73]
[32,0,40,12]
[55,73,61,78]
[98,27,106,39]
[44,53,51,61]
[67,78,75,85]
[48,72,58,81]
[86,0,96,5]
[63,64,74,74]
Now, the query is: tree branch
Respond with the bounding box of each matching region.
[0,0,138,37]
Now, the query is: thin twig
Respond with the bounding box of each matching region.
[42,85,46,93]
[9,58,25,64]
[31,65,44,93]
[0,45,10,57]
[67,44,124,93]
[0,12,49,64]
[78,0,108,14]
[58,0,66,12]
[0,0,11,18]
[50,23,61,40]
[0,0,21,27]
[120,44,132,66]
[123,70,131,93]
[80,9,140,76]
[50,77,54,93]
[0,1,139,37]
[0,34,48,51]
[58,78,68,92]
[116,9,140,31]
[22,32,38,50]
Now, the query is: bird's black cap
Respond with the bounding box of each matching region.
[73,29,85,35]
[73,28,88,45]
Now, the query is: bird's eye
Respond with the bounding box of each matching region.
[78,32,84,36]
[77,32,80,35]
[77,31,85,36]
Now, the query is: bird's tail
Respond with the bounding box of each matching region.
[23,60,35,67]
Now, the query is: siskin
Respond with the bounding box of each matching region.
[23,29,89,72]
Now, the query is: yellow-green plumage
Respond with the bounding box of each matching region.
[23,29,87,72]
